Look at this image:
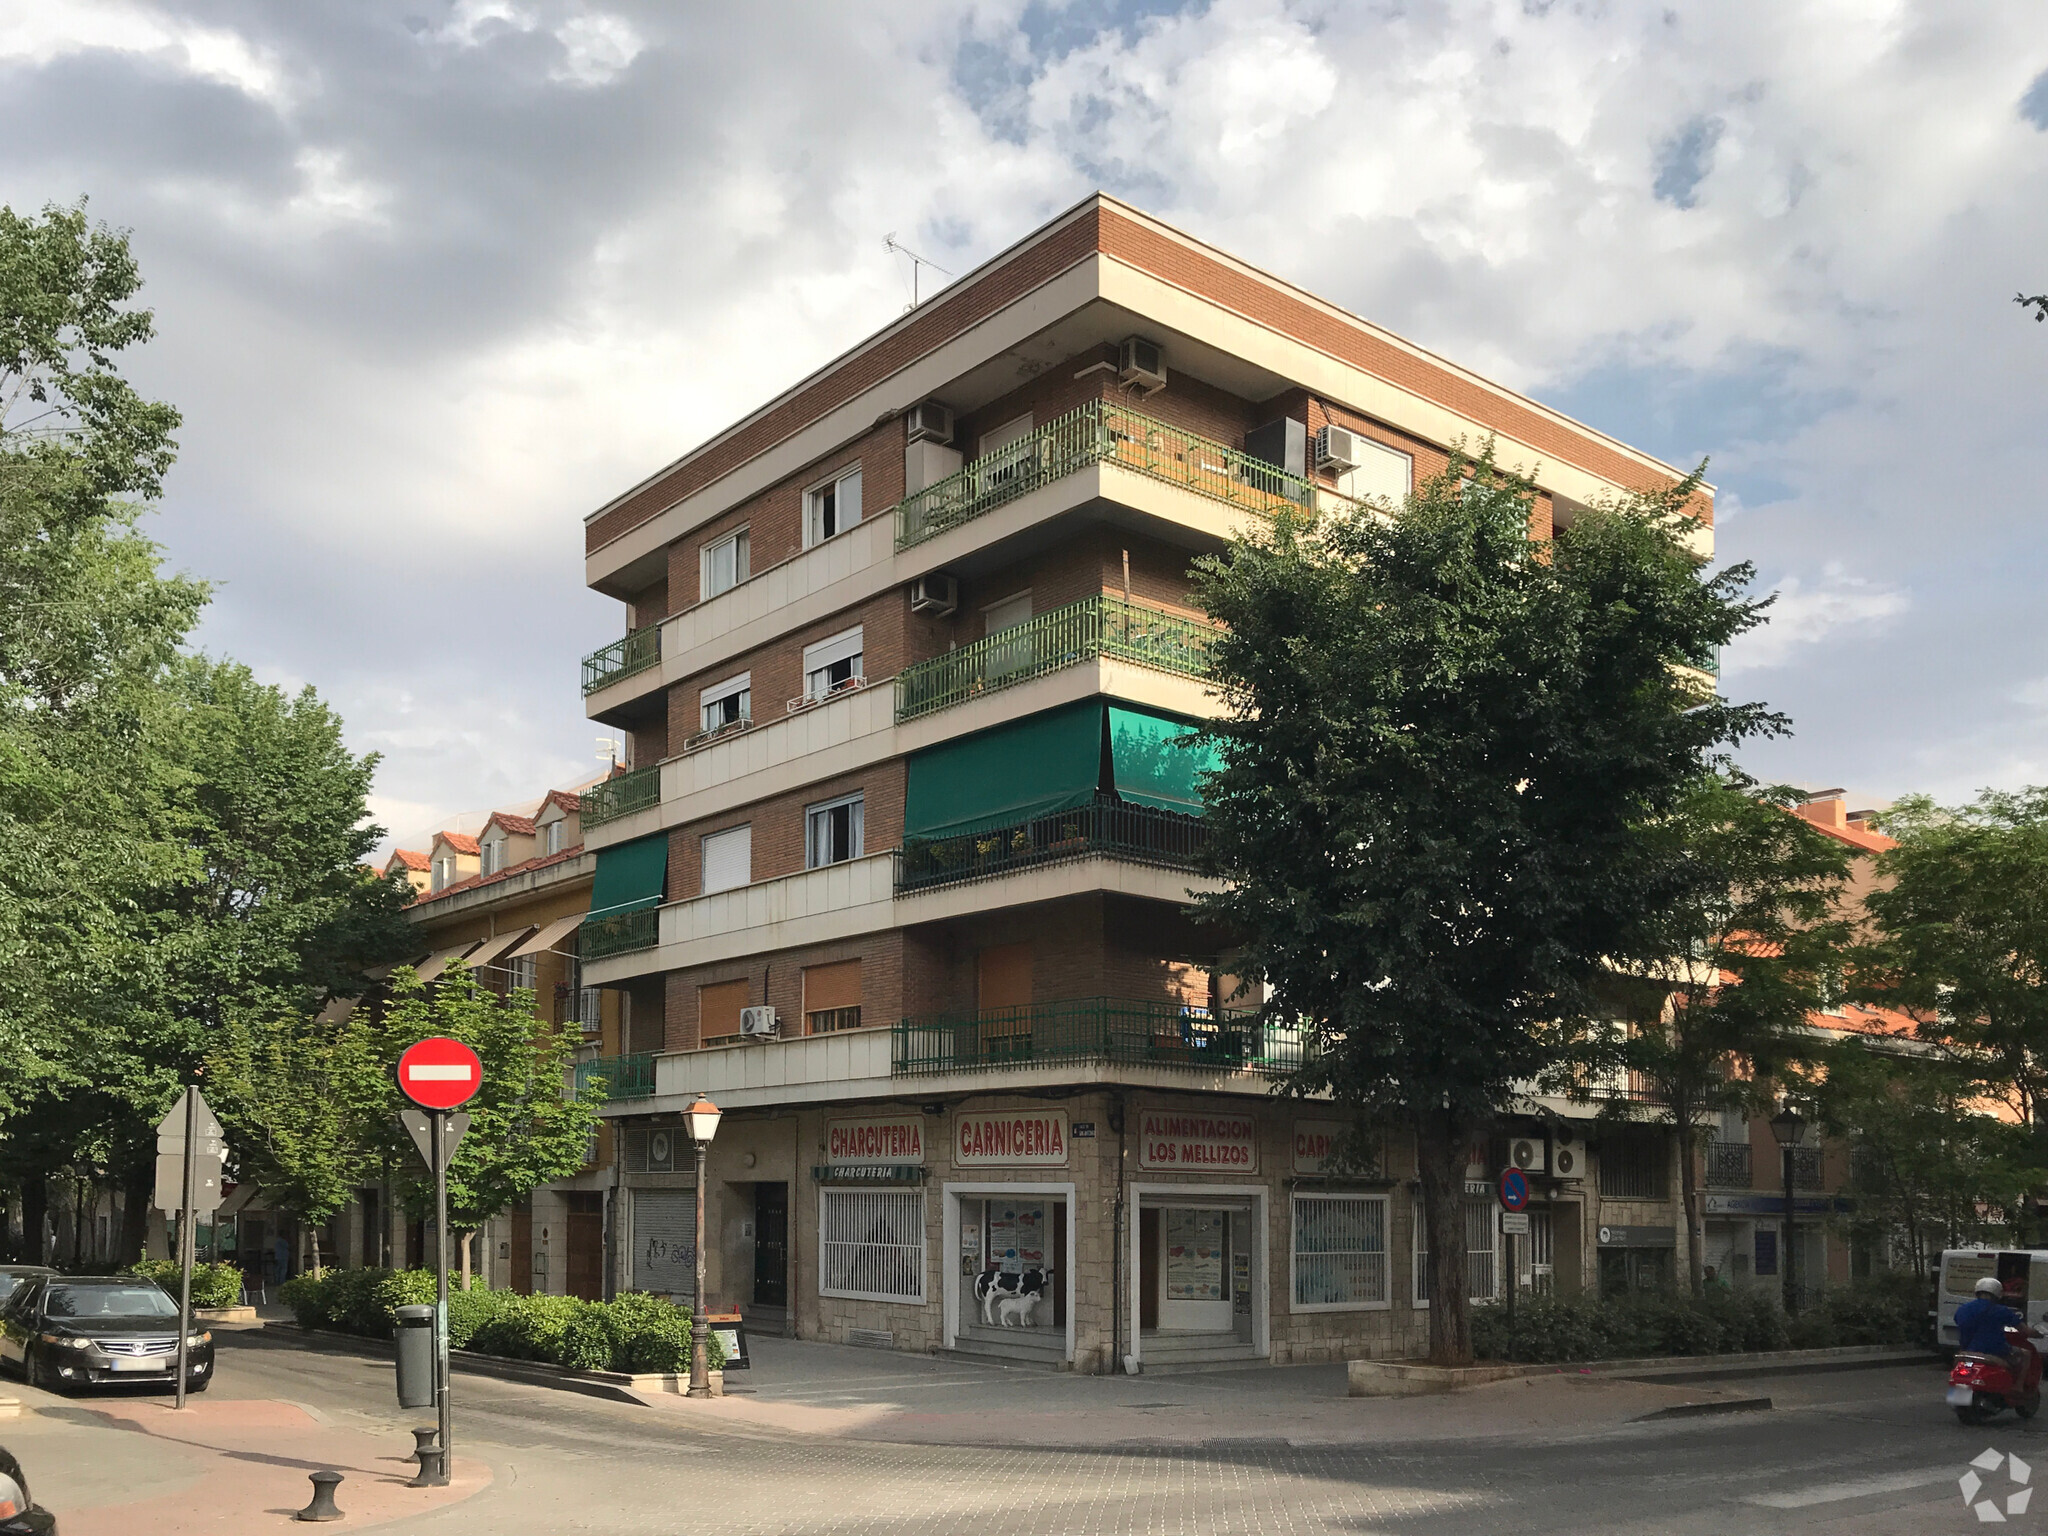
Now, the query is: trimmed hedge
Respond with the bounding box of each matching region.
[128,1259,243,1310]
[1470,1274,1931,1364]
[277,1267,722,1372]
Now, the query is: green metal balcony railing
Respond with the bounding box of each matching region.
[899,800,1206,893]
[582,626,660,694]
[895,593,1216,723]
[893,996,1304,1078]
[895,399,1346,550]
[582,764,660,827]
[572,1052,655,1101]
[580,906,659,960]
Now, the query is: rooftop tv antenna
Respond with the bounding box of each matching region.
[596,736,620,769]
[884,233,953,312]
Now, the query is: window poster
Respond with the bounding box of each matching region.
[1013,1204,1046,1270]
[1164,1209,1226,1301]
[989,1206,1019,1273]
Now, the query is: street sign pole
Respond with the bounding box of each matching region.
[175,1086,195,1411]
[432,1105,452,1487]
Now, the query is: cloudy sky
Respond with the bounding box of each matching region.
[3,0,2044,842]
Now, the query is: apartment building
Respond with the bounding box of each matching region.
[571,195,1721,1369]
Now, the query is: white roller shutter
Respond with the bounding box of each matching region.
[701,824,751,894]
[630,1188,697,1301]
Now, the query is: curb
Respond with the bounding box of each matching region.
[1348,1344,1934,1397]
[234,1322,695,1405]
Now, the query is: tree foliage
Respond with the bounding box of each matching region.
[1190,446,1779,1362]
[1621,773,1852,1294]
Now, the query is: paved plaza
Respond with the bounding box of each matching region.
[0,1329,2004,1533]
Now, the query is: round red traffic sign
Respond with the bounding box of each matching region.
[1499,1166,1532,1212]
[397,1036,483,1111]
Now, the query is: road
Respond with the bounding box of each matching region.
[4,1331,2016,1534]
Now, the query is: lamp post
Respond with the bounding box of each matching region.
[1769,1103,1806,1315]
[684,1096,722,1398]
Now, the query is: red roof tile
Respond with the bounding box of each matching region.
[386,848,430,873]
[412,844,588,906]
[434,831,482,855]
[486,812,538,836]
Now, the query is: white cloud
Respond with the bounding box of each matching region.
[552,13,642,87]
[0,0,290,104]
[1725,566,1910,672]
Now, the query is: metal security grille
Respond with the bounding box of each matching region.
[1598,1126,1668,1199]
[1293,1195,1388,1308]
[1412,1198,1499,1304]
[819,1189,926,1304]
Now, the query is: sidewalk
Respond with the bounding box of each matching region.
[2,1390,487,1534]
[635,1335,1801,1448]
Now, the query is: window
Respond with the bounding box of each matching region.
[1412,1197,1498,1305]
[431,856,454,892]
[981,592,1033,680]
[699,672,752,735]
[1337,437,1414,506]
[700,824,752,894]
[505,953,537,994]
[578,986,603,1031]
[806,794,864,868]
[803,959,862,1034]
[700,528,750,599]
[1598,1126,1668,1200]
[804,467,862,547]
[978,415,1036,491]
[801,627,864,703]
[1292,1194,1389,1310]
[699,978,748,1041]
[819,1189,925,1303]
[543,819,566,855]
[480,837,505,876]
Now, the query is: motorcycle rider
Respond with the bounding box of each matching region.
[1956,1275,2029,1367]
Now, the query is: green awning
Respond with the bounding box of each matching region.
[590,833,668,917]
[904,700,1106,841]
[1107,705,1222,814]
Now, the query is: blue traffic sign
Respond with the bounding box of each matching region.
[1499,1166,1531,1212]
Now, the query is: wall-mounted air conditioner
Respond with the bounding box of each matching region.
[1119,336,1166,391]
[909,572,958,616]
[1316,425,1362,471]
[1509,1137,1546,1175]
[1551,1124,1581,1178]
[906,400,954,444]
[740,1006,779,1039]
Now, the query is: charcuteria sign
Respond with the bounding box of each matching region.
[827,1115,925,1166]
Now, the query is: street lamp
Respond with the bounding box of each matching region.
[684,1096,722,1399]
[1769,1103,1806,1315]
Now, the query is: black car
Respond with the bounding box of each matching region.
[0,1444,56,1533]
[0,1272,54,1311]
[0,1276,212,1394]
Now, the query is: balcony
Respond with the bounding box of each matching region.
[581,906,659,960]
[899,800,1206,894]
[893,996,1304,1079]
[581,765,661,828]
[582,626,660,695]
[572,1052,655,1101]
[895,594,1216,723]
[894,399,1344,551]
[1705,1140,1752,1188]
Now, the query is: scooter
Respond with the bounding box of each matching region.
[1949,1325,2044,1425]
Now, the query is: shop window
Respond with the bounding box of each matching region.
[819,1189,924,1304]
[1411,1197,1498,1305]
[1292,1194,1389,1310]
[701,528,750,599]
[1598,1126,1668,1200]
[804,468,862,547]
[806,794,864,868]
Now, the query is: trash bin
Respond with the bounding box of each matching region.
[395,1304,436,1410]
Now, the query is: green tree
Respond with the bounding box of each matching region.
[2018,292,2047,323]
[1621,774,1852,1295]
[1189,448,1779,1363]
[369,964,603,1287]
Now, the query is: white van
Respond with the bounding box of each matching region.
[1937,1249,2048,1349]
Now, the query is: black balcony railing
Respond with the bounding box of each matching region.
[1705,1140,1753,1188]
[898,800,1206,894]
[892,996,1304,1078]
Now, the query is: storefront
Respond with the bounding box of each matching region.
[940,1108,1075,1366]
[1126,1109,1266,1367]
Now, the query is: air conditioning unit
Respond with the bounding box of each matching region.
[1316,425,1362,471]
[909,571,958,616]
[1509,1138,1547,1175]
[1119,336,1167,391]
[906,400,953,444]
[739,1006,779,1039]
[1552,1124,1581,1179]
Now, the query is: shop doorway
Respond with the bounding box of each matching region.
[510,1200,533,1293]
[565,1192,604,1301]
[943,1185,1074,1365]
[1132,1189,1263,1366]
[753,1183,789,1308]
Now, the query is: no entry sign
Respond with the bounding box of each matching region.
[397,1036,483,1111]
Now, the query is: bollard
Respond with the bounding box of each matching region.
[410,1426,439,1466]
[409,1446,447,1489]
[295,1470,344,1523]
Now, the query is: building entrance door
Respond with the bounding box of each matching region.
[754,1183,789,1307]
[565,1192,603,1301]
[1157,1207,1232,1332]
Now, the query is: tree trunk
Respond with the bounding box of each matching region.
[309,1222,324,1280]
[1676,1102,1704,1298]
[460,1231,473,1290]
[117,1160,151,1264]
[1415,1110,1474,1366]
[21,1177,49,1266]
